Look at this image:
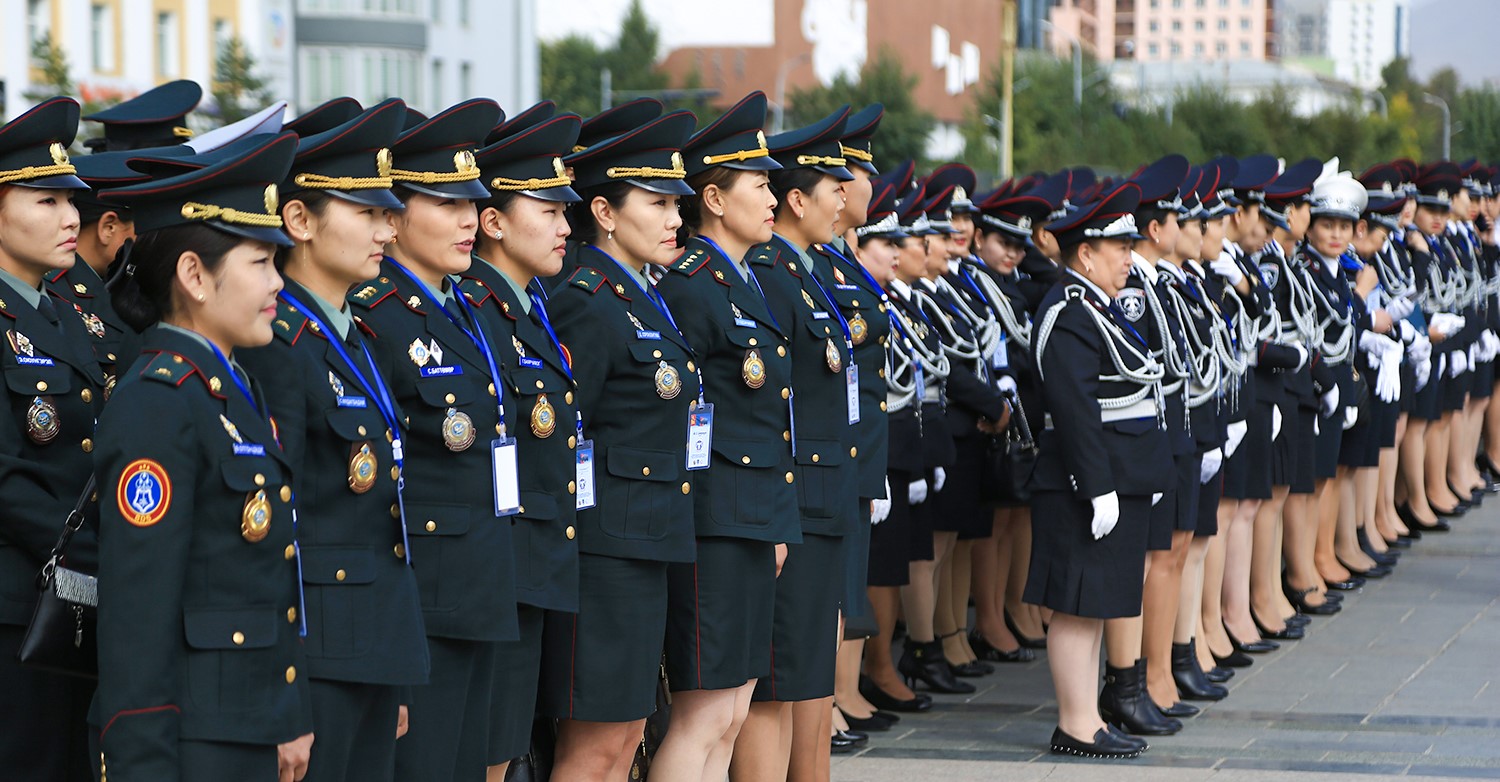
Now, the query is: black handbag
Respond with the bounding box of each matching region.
[503,718,557,782]
[983,392,1039,505]
[17,476,99,679]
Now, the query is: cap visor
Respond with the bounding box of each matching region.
[519,184,581,203]
[15,174,90,190]
[208,222,294,248]
[328,188,406,210]
[399,179,493,201]
[724,156,784,173]
[815,165,856,182]
[1263,213,1290,231]
[852,160,879,175]
[629,178,696,196]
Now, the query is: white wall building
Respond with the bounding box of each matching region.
[2,0,538,122]
[1324,0,1408,90]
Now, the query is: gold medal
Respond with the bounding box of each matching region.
[348,443,377,494]
[531,393,557,438]
[26,396,60,444]
[242,489,272,543]
[654,361,682,400]
[848,311,868,345]
[442,407,476,451]
[743,349,766,389]
[84,313,105,339]
[825,338,843,373]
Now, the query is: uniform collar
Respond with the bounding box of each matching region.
[773,232,816,273]
[1065,267,1111,304]
[477,256,533,316]
[298,281,354,341]
[890,278,913,298]
[0,266,43,309]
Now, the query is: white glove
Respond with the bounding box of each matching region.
[1384,296,1416,321]
[1292,343,1309,372]
[1343,406,1359,430]
[908,478,929,505]
[1151,492,1163,506]
[1431,312,1466,337]
[997,375,1018,395]
[1451,349,1469,377]
[1090,491,1121,540]
[1320,385,1341,418]
[1483,330,1500,361]
[1375,340,1404,402]
[1199,448,1224,484]
[1416,357,1433,390]
[1469,344,1479,368]
[1224,420,1249,458]
[1209,255,1244,285]
[1408,333,1432,364]
[1360,331,1398,367]
[871,477,892,525]
[1314,416,1320,436]
[932,466,947,492]
[1272,404,1284,441]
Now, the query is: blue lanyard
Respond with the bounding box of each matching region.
[698,235,780,331]
[819,241,890,299]
[528,291,583,439]
[387,259,510,434]
[777,236,854,349]
[585,245,705,403]
[207,339,259,414]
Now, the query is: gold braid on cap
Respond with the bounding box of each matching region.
[173,126,195,138]
[795,154,847,167]
[702,131,770,166]
[388,149,482,185]
[491,157,571,192]
[180,183,284,228]
[840,144,873,163]
[0,143,77,185]
[293,173,395,190]
[607,152,687,180]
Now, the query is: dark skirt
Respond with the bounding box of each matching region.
[844,500,876,632]
[936,436,991,539]
[869,473,914,587]
[1472,357,1494,399]
[1223,401,1275,500]
[1399,361,1418,414]
[1195,467,1221,537]
[487,605,545,764]
[1441,355,1469,411]
[1146,489,1175,551]
[1023,491,1150,619]
[1413,367,1442,420]
[907,472,937,562]
[1339,397,1398,468]
[752,532,845,703]
[665,536,777,692]
[539,554,668,723]
[307,679,401,782]
[1171,452,1201,533]
[1273,402,1317,494]
[1314,410,1343,479]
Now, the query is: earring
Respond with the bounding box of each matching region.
[197,293,207,302]
[495,230,503,240]
[304,233,311,240]
[607,230,613,242]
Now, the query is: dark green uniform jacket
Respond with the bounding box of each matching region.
[46,257,141,387]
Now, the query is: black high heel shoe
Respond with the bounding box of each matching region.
[1225,626,1278,654]
[1286,585,1341,615]
[1325,573,1366,591]
[1355,530,1399,568]
[897,640,975,694]
[968,630,1035,663]
[836,705,894,732]
[1004,610,1047,649]
[1339,557,1392,579]
[858,675,932,713]
[1211,630,1254,667]
[1449,482,1483,506]
[1252,610,1304,640]
[1171,641,1228,701]
[1397,503,1449,532]
[1384,533,1413,549]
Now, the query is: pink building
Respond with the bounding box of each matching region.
[1049,0,1276,62]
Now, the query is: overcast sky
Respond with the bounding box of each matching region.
[1408,0,1500,85]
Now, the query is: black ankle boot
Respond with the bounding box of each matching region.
[897,639,975,694]
[1099,659,1182,736]
[1171,640,1228,701]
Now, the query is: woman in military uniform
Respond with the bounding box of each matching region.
[0,97,104,782]
[93,132,315,781]
[1027,181,1170,759]
[236,100,429,782]
[651,91,800,780]
[540,111,699,782]
[461,112,584,780]
[344,99,518,782]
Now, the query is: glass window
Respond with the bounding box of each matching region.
[460,62,472,99]
[1241,17,1250,29]
[1194,19,1204,31]
[1240,40,1250,53]
[1218,18,1228,30]
[1150,20,1159,32]
[431,0,440,21]
[1149,42,1160,56]
[460,0,470,25]
[431,59,444,108]
[1216,41,1227,55]
[91,3,115,72]
[1172,19,1182,31]
[1170,41,1181,56]
[156,11,179,77]
[27,0,51,45]
[1194,42,1204,56]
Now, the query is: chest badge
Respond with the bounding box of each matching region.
[531,393,557,438]
[220,414,244,444]
[328,371,346,397]
[442,407,476,451]
[83,312,105,339]
[242,489,272,543]
[408,338,432,367]
[655,361,682,400]
[825,338,843,373]
[743,349,766,389]
[26,396,60,444]
[117,459,172,528]
[348,443,377,494]
[848,311,869,345]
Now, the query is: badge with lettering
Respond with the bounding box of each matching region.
[26,396,60,444]
[655,361,682,400]
[848,311,869,345]
[443,407,476,451]
[408,338,432,367]
[117,459,171,528]
[1115,289,1146,323]
[348,443,377,494]
[531,393,557,438]
[242,489,272,543]
[743,349,766,389]
[825,338,843,373]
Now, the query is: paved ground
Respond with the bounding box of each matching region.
[833,505,1500,781]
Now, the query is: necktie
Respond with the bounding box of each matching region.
[37,295,66,336]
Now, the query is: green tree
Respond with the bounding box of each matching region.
[540,34,607,115]
[25,34,74,102]
[786,48,935,168]
[538,0,703,118]
[603,0,668,97]
[1453,85,1500,162]
[212,37,271,125]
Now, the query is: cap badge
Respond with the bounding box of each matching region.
[376,148,393,177]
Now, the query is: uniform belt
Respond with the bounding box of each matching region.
[1101,398,1159,423]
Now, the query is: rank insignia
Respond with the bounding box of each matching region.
[615,284,627,296]
[408,338,432,367]
[713,269,725,281]
[118,459,172,528]
[7,330,35,356]
[74,283,87,295]
[408,295,422,309]
[833,266,847,284]
[328,372,346,397]
[220,414,244,444]
[802,290,817,310]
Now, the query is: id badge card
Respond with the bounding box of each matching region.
[991,333,1010,370]
[846,365,861,425]
[687,402,714,471]
[575,439,596,510]
[492,437,521,517]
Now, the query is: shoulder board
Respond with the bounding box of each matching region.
[673,249,709,276]
[772,248,803,277]
[348,276,398,310]
[0,295,12,320]
[139,351,195,387]
[749,244,777,267]
[271,300,310,345]
[567,267,606,295]
[45,268,68,284]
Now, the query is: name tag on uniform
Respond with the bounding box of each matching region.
[575,439,596,510]
[492,437,520,517]
[812,311,831,320]
[518,357,543,369]
[421,365,462,377]
[734,317,757,328]
[15,356,54,366]
[336,395,368,409]
[835,284,859,291]
[686,403,714,471]
[233,443,267,457]
[636,330,661,340]
[846,365,861,425]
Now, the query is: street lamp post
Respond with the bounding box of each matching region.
[1368,89,1387,119]
[1039,19,1082,106]
[772,53,812,135]
[1423,92,1451,160]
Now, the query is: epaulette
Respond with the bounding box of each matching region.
[0,294,12,320]
[271,300,310,345]
[139,351,196,387]
[673,249,709,275]
[567,266,607,295]
[749,244,777,267]
[459,276,507,314]
[45,268,68,284]
[348,275,398,309]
